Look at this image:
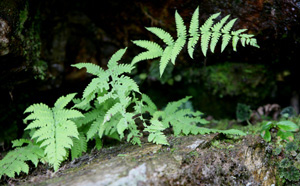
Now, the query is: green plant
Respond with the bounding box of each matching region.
[260,120,299,142]
[24,93,83,171]
[132,7,259,76]
[0,139,44,179]
[0,7,256,180]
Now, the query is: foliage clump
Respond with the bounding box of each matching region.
[0,6,256,180]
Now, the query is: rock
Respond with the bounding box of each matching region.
[22,134,276,186]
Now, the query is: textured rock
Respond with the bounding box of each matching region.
[22,134,276,186]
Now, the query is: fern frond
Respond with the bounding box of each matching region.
[199,12,220,57]
[24,103,52,123]
[220,18,237,52]
[139,94,157,115]
[24,93,83,171]
[103,102,123,123]
[0,140,44,179]
[231,29,247,51]
[216,129,246,136]
[145,119,169,145]
[146,27,174,46]
[159,45,173,77]
[221,34,232,52]
[117,76,140,94]
[84,77,109,98]
[107,48,127,69]
[152,97,209,135]
[97,92,117,104]
[117,118,128,139]
[71,63,104,76]
[188,6,200,59]
[221,18,237,34]
[164,96,192,116]
[71,133,87,160]
[200,12,221,32]
[210,15,230,53]
[86,116,104,140]
[110,63,134,76]
[200,31,212,57]
[173,9,187,64]
[131,40,163,65]
[54,93,77,109]
[11,139,31,147]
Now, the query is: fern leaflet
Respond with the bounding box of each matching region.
[188,6,200,59]
[144,119,169,145]
[131,40,163,66]
[171,10,187,64]
[71,132,87,160]
[0,139,44,179]
[24,93,83,171]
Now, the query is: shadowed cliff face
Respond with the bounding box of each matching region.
[0,0,299,143]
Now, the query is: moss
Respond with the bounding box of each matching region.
[202,62,275,101]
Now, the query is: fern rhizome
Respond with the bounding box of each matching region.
[0,7,257,179]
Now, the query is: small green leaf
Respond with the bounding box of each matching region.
[277,129,294,141]
[261,121,273,131]
[277,120,299,132]
[261,130,271,142]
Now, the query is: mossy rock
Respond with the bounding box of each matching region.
[202,62,276,100]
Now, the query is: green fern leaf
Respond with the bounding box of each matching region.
[221,34,232,52]
[188,6,200,59]
[24,93,83,171]
[140,94,157,115]
[131,40,163,65]
[200,12,220,56]
[54,93,77,109]
[146,27,174,46]
[117,118,128,139]
[117,76,140,94]
[0,140,44,179]
[216,129,246,136]
[221,18,237,34]
[110,64,134,77]
[11,139,31,147]
[145,119,169,145]
[210,15,230,53]
[159,45,173,77]
[71,132,87,160]
[87,117,104,140]
[200,32,212,57]
[71,63,104,76]
[24,103,52,123]
[172,9,187,64]
[200,12,221,32]
[231,29,248,51]
[97,92,117,104]
[107,48,127,69]
[164,96,192,116]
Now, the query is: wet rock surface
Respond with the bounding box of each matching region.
[20,134,276,186]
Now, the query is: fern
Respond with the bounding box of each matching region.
[71,132,87,160]
[144,118,169,145]
[24,93,83,171]
[0,139,44,179]
[72,48,143,145]
[148,96,246,137]
[188,7,200,59]
[132,7,259,76]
